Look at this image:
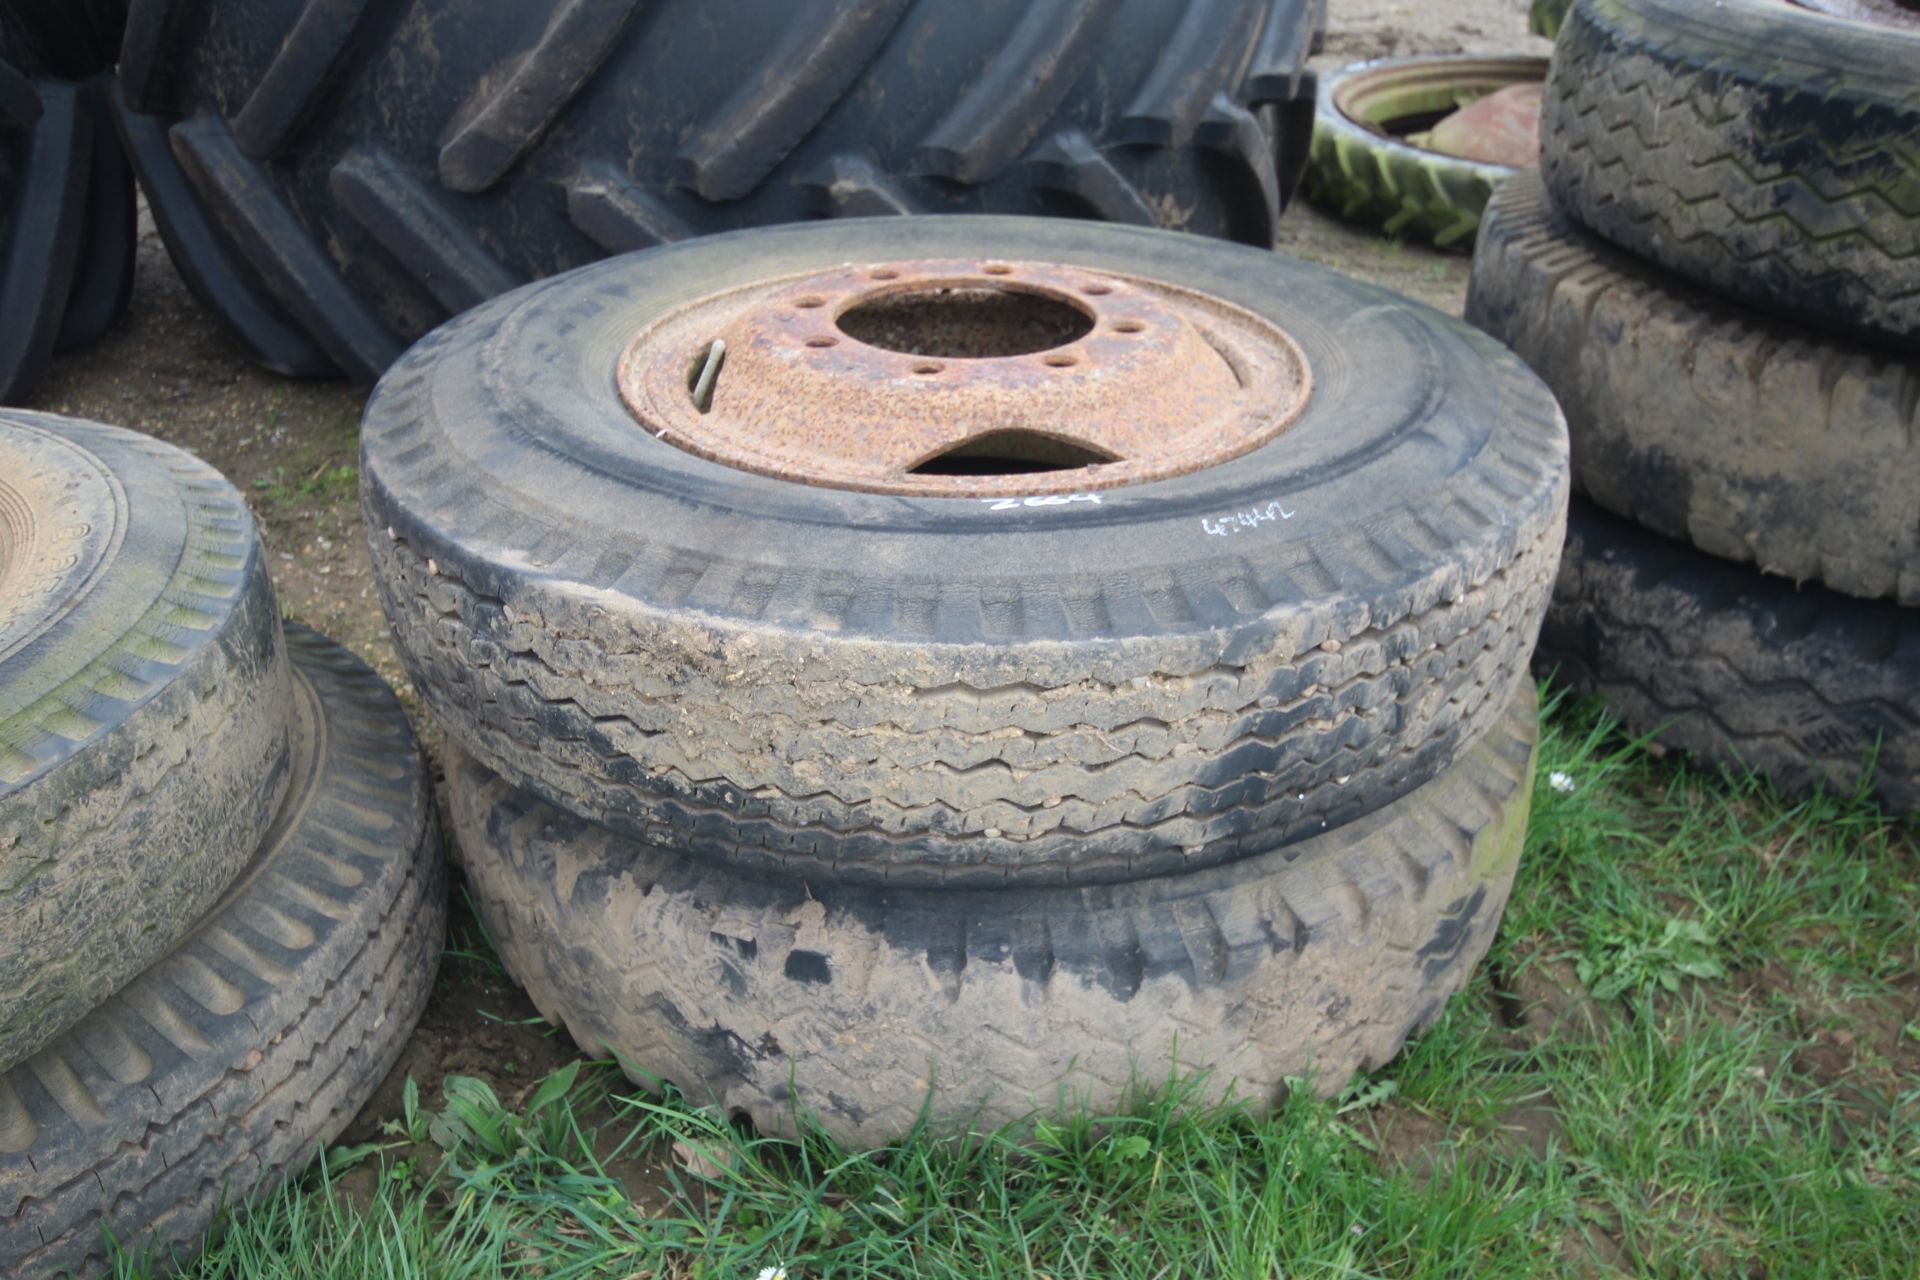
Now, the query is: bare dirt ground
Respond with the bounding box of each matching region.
[24,0,1553,1140]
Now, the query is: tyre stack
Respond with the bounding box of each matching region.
[0,409,443,1277]
[0,0,136,403]
[362,212,1571,1145]
[1467,0,1919,811]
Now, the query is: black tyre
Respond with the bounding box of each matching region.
[0,626,443,1280]
[1538,501,1920,813]
[1540,0,1920,345]
[362,215,1567,887]
[449,684,1537,1146]
[0,5,136,402]
[1468,171,1920,604]
[0,409,292,1071]
[1304,56,1547,250]
[114,0,1323,382]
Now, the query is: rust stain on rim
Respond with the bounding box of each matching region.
[616,258,1313,497]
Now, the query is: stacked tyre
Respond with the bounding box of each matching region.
[1467,0,1920,811]
[0,410,443,1277]
[362,212,1571,1144]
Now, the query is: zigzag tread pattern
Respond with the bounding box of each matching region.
[1537,503,1920,812]
[446,696,1533,1146]
[1540,0,1920,339]
[367,511,1556,886]
[0,632,441,1279]
[114,0,1303,374]
[1466,173,1920,605]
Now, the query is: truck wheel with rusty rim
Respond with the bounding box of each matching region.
[1538,502,1920,814]
[362,215,1569,887]
[0,409,292,1071]
[1541,0,1920,345]
[448,683,1538,1146]
[1468,172,1920,605]
[112,0,1324,381]
[1304,55,1548,249]
[0,626,443,1280]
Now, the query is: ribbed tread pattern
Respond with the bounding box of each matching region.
[1467,171,1920,604]
[1540,0,1920,343]
[0,411,293,1072]
[0,60,87,404]
[447,685,1535,1146]
[0,629,443,1280]
[114,0,1322,378]
[1537,501,1920,813]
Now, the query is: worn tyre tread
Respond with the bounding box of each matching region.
[1,410,292,1072]
[1540,0,1920,343]
[1468,171,1920,604]
[0,627,443,1280]
[116,0,1322,379]
[360,216,1569,886]
[1537,500,1920,812]
[448,684,1536,1146]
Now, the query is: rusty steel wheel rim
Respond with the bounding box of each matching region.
[616,258,1314,497]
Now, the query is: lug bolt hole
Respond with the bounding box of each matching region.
[982,263,1014,275]
[794,296,827,309]
[912,362,943,375]
[869,269,899,281]
[1082,283,1112,296]
[1043,354,1079,368]
[1113,320,1144,333]
[807,336,838,348]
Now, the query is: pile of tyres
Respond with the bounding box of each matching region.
[1468,0,1919,812]
[0,410,440,1277]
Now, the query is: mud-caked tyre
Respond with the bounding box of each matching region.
[1537,501,1920,813]
[1540,0,1920,345]
[1468,171,1920,604]
[0,410,292,1071]
[360,215,1569,888]
[0,627,444,1280]
[113,0,1324,381]
[448,684,1538,1147]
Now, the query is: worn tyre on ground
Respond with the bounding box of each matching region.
[1468,172,1920,604]
[1541,0,1920,345]
[1304,56,1547,249]
[450,684,1536,1146]
[113,0,1323,382]
[1538,501,1920,812]
[0,410,291,1071]
[0,626,443,1280]
[362,215,1568,888]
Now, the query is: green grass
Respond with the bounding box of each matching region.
[111,687,1920,1279]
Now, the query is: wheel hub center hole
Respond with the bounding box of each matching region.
[835,286,1094,358]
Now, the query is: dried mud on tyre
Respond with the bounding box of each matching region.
[1467,172,1920,605]
[361,215,1568,887]
[0,411,292,1071]
[1538,501,1920,813]
[449,685,1537,1147]
[0,627,443,1280]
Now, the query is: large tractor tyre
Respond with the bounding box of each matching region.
[449,684,1537,1147]
[1540,0,1920,346]
[113,0,1324,382]
[1304,55,1548,250]
[0,627,443,1280]
[362,215,1569,888]
[0,5,137,401]
[1538,501,1920,814]
[0,410,292,1071]
[1468,172,1920,605]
